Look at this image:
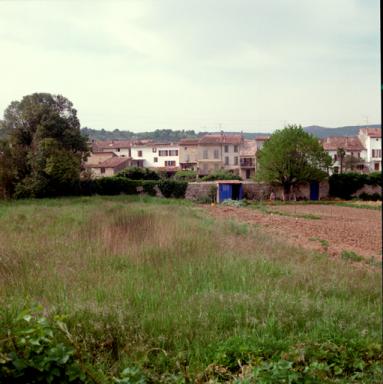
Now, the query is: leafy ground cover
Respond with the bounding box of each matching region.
[0,196,381,382]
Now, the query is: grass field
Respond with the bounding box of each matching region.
[0,196,381,383]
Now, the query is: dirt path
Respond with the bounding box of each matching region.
[204,204,382,259]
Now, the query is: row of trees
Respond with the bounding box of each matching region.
[0,92,340,199]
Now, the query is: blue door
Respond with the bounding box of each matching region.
[219,184,232,202]
[310,181,319,200]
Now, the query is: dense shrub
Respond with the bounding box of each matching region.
[359,192,381,201]
[0,307,89,383]
[329,172,382,200]
[201,170,242,181]
[174,170,197,181]
[117,167,160,180]
[91,177,140,195]
[158,180,188,198]
[141,180,158,196]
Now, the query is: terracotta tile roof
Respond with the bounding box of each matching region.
[360,128,381,138]
[240,140,257,156]
[199,134,242,145]
[255,135,271,141]
[179,138,200,145]
[93,140,132,150]
[85,157,130,169]
[321,136,365,151]
[151,166,180,171]
[90,151,116,156]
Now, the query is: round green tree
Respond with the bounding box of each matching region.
[0,93,89,197]
[256,125,331,199]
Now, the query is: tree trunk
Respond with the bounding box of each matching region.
[282,183,291,201]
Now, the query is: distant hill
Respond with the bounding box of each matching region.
[81,124,381,142]
[303,124,381,138]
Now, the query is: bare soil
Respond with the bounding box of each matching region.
[205,204,382,259]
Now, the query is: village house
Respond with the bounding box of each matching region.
[358,128,382,171]
[239,140,257,179]
[321,136,367,174]
[178,138,199,171]
[196,133,244,176]
[84,153,131,177]
[92,140,132,158]
[130,141,180,172]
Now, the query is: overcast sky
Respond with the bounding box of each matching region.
[0,0,380,133]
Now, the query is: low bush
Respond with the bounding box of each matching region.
[174,170,197,181]
[141,180,158,196]
[201,170,242,181]
[341,250,363,262]
[117,167,160,180]
[329,173,382,200]
[0,307,89,383]
[359,192,382,201]
[158,179,188,198]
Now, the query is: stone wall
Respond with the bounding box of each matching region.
[185,180,330,201]
[185,182,217,201]
[352,184,382,198]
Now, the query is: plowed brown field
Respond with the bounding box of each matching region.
[205,204,382,259]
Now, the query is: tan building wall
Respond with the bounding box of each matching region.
[197,144,241,175]
[87,152,115,165]
[179,144,198,169]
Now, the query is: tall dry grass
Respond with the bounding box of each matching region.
[0,195,381,381]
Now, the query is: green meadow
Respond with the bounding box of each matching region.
[0,196,381,383]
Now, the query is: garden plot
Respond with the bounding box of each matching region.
[206,203,382,260]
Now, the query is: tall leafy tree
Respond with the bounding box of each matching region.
[0,93,88,197]
[256,125,332,199]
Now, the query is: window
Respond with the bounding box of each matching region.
[225,156,229,165]
[234,156,238,165]
[165,160,176,167]
[333,154,338,161]
[234,145,238,153]
[224,145,229,153]
[357,164,364,170]
[100,167,105,174]
[152,148,157,153]
[372,149,381,158]
[203,149,208,159]
[213,149,219,159]
[159,150,169,156]
[137,150,143,157]
[117,148,120,152]
[375,162,380,171]
[184,146,188,150]
[169,150,178,156]
[185,154,190,162]
[154,157,158,163]
[214,164,219,170]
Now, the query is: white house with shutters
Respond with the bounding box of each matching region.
[358,128,382,172]
[130,142,180,170]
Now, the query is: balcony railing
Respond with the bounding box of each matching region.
[240,158,254,167]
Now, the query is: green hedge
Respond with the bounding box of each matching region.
[329,172,382,200]
[201,170,242,181]
[79,177,187,198]
[117,167,160,180]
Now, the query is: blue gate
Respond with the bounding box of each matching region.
[310,181,319,201]
[219,184,232,202]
